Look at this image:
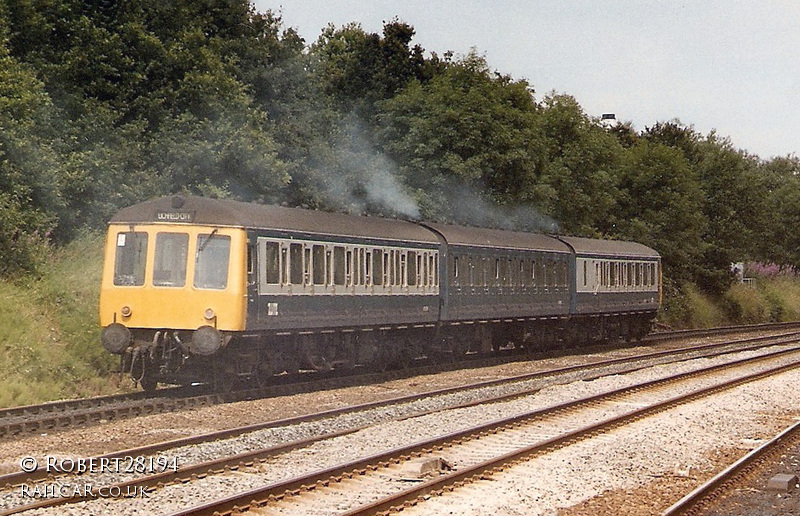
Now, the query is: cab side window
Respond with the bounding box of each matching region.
[194,233,231,289]
[113,232,148,286]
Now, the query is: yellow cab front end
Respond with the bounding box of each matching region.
[99,222,247,388]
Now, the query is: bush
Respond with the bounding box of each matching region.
[659,282,726,329]
[0,232,130,407]
[722,283,768,323]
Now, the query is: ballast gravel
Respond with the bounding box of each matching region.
[3,337,800,515]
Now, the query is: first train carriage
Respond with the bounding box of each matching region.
[100,195,441,388]
[100,195,661,389]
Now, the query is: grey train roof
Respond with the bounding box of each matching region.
[109,195,439,244]
[110,196,658,258]
[558,236,660,259]
[423,222,571,253]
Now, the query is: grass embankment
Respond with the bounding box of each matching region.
[2,234,800,408]
[661,278,800,329]
[0,232,130,408]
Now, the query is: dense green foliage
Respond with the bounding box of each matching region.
[2,0,799,299]
[0,232,125,407]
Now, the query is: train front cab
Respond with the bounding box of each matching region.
[99,223,248,387]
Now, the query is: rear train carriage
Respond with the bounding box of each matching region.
[558,236,661,342]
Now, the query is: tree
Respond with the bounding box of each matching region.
[537,94,624,236]
[613,140,706,285]
[0,13,60,274]
[756,156,800,270]
[312,20,438,117]
[375,52,552,229]
[645,122,762,292]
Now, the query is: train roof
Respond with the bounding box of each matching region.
[109,196,439,244]
[423,222,570,253]
[558,236,660,259]
[110,196,660,258]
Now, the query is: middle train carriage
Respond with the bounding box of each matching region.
[100,196,661,389]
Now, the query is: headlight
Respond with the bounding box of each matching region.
[204,308,215,320]
[120,305,132,317]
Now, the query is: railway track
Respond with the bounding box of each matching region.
[1,328,799,515]
[1,322,797,441]
[171,342,800,516]
[0,385,217,439]
[663,418,800,515]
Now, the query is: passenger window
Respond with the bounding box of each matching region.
[313,245,325,285]
[326,249,334,285]
[583,261,588,287]
[154,232,188,287]
[383,251,390,286]
[365,250,372,286]
[361,249,368,285]
[304,246,312,285]
[394,250,401,286]
[264,241,280,285]
[469,256,476,286]
[113,232,148,286]
[352,248,360,286]
[400,252,407,286]
[373,249,383,286]
[281,246,289,285]
[289,243,303,285]
[194,233,230,290]
[408,251,417,286]
[346,249,353,286]
[334,246,346,285]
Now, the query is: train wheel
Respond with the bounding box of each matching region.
[213,366,237,393]
[139,375,157,392]
[254,370,269,389]
[376,341,401,372]
[299,334,334,372]
[375,350,391,372]
[254,360,271,388]
[397,345,414,369]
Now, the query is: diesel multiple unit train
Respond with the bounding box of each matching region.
[100,195,661,390]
